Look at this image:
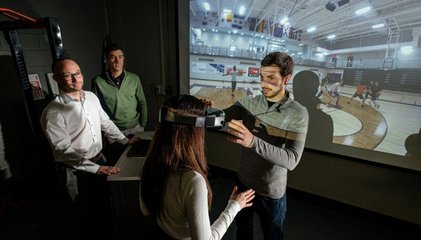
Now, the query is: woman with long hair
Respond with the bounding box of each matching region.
[140,95,254,240]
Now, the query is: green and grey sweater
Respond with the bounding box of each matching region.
[92,70,147,130]
[224,91,308,199]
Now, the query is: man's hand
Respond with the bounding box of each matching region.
[127,136,140,145]
[97,166,120,175]
[226,119,253,147]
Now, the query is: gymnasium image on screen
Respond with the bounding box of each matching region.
[189,60,421,171]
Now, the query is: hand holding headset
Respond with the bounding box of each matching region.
[159,106,226,128]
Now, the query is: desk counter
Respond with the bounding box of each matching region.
[107,131,154,239]
[107,130,154,181]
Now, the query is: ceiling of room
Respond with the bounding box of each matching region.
[190,0,421,47]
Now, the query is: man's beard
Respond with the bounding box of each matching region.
[261,87,282,98]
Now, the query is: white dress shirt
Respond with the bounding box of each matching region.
[41,90,128,173]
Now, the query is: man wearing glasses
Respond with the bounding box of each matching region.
[40,58,138,239]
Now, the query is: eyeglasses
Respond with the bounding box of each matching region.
[59,71,82,80]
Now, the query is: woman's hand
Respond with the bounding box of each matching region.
[200,98,214,108]
[230,186,255,209]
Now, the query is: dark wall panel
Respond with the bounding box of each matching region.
[106,0,181,131]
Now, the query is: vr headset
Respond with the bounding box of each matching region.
[159,106,225,128]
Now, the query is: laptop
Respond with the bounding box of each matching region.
[126,139,151,157]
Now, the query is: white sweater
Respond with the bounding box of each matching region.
[140,170,241,240]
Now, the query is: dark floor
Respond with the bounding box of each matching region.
[0,166,420,240]
[208,166,420,240]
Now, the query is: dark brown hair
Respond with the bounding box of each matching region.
[261,52,294,77]
[104,44,124,56]
[140,95,212,215]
